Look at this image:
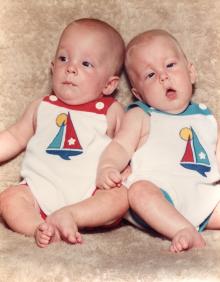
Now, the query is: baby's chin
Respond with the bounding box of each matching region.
[57,96,96,106]
[165,104,189,114]
[55,93,82,105]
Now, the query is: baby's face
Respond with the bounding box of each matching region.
[127,36,196,114]
[51,23,115,105]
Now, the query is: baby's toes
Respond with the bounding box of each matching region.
[179,236,189,250]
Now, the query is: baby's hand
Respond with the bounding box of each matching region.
[121,165,131,181]
[96,167,122,190]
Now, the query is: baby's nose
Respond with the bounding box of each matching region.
[159,71,168,82]
[67,63,77,74]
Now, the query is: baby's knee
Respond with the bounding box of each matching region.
[128,180,160,208]
[0,185,30,213]
[0,187,15,214]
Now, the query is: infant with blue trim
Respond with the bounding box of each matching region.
[96,29,220,252]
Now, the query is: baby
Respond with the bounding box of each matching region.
[96,29,220,252]
[0,18,128,247]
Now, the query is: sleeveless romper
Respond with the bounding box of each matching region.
[124,101,220,229]
[21,95,115,215]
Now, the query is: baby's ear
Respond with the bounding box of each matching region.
[131,88,142,101]
[102,76,119,95]
[188,62,196,84]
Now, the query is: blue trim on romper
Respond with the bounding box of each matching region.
[127,101,212,116]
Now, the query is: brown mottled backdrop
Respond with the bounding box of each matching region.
[0,1,220,281]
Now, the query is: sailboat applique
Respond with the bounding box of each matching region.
[46,112,83,160]
[179,127,211,177]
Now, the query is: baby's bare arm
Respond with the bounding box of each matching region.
[106,101,124,138]
[0,98,42,163]
[97,107,149,189]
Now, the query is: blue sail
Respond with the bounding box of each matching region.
[47,122,65,149]
[191,127,210,166]
[46,122,66,158]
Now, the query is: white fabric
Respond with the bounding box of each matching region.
[21,95,112,215]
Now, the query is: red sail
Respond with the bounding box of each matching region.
[63,112,82,150]
[181,137,194,163]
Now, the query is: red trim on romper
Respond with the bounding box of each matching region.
[43,95,115,115]
[40,209,47,220]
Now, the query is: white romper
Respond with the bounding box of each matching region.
[21,95,114,215]
[124,101,220,230]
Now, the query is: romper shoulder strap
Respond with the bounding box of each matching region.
[127,101,153,114]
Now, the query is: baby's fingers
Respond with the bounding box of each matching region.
[101,178,118,189]
[108,171,122,187]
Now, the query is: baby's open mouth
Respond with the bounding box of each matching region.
[166,88,177,100]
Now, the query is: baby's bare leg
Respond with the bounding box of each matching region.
[205,201,220,229]
[0,184,43,236]
[0,185,58,247]
[128,180,205,252]
[46,186,128,244]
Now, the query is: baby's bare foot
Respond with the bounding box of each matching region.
[61,226,82,244]
[170,227,206,253]
[46,209,83,245]
[35,222,59,248]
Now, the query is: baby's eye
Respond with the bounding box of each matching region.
[58,56,68,62]
[145,72,155,79]
[167,62,176,68]
[82,61,94,68]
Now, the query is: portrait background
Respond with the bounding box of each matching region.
[0,1,220,281]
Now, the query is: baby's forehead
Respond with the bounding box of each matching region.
[126,35,180,62]
[59,26,110,50]
[61,25,104,41]
[129,34,176,50]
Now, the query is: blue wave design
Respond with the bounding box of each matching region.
[181,163,211,177]
[46,149,83,160]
